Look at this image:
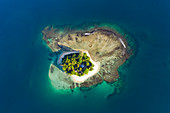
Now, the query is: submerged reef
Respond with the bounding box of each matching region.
[42,22,133,91]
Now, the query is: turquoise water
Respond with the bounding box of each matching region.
[0,0,170,113]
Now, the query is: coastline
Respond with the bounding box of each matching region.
[71,50,100,83]
[42,23,133,90]
[57,49,100,83]
[57,51,79,65]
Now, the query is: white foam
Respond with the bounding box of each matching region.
[119,38,126,48]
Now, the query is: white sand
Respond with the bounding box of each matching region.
[119,38,126,48]
[71,51,100,83]
[57,51,79,65]
[48,64,72,90]
[58,50,100,83]
[84,33,91,36]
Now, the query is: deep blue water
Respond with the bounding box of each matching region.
[0,0,170,113]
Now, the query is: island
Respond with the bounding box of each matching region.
[42,23,132,91]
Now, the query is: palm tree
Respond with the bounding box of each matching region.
[63,66,66,71]
[89,67,93,71]
[73,53,76,57]
[86,61,90,66]
[86,57,90,61]
[79,67,82,71]
[84,68,89,74]
[78,59,82,64]
[71,66,74,70]
[91,64,94,67]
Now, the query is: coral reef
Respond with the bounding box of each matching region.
[42,24,132,90]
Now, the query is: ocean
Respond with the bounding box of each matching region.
[0,0,170,113]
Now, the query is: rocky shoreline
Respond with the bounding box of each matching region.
[42,25,132,90]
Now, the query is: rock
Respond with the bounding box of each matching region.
[42,25,131,90]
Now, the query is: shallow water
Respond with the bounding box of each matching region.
[0,0,170,113]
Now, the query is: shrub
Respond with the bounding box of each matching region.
[89,67,93,71]
[84,68,89,74]
[86,62,90,66]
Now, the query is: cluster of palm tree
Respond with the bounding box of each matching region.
[61,52,94,76]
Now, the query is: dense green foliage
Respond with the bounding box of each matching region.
[61,52,94,76]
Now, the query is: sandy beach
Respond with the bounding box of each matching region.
[57,49,100,83]
[57,51,79,65]
[71,50,100,83]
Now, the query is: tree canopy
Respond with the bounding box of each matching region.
[61,52,94,76]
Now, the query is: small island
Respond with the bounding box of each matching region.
[42,23,132,90]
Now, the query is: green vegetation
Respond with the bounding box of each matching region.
[61,52,94,76]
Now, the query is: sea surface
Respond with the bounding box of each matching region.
[0,0,170,113]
